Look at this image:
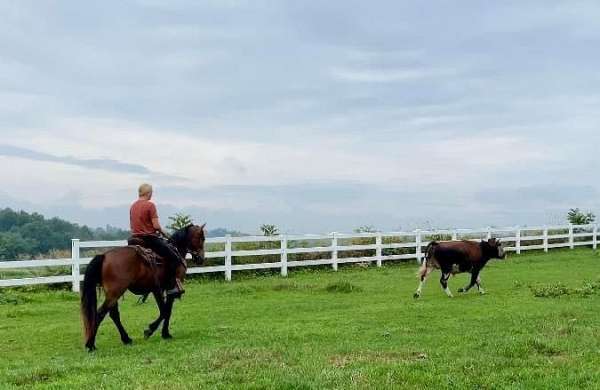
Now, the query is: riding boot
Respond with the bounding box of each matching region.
[165,260,184,297]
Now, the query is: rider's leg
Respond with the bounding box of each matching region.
[143,236,183,296]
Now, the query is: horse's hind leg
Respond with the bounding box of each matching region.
[161,295,175,339]
[414,266,433,298]
[110,304,132,345]
[86,296,118,350]
[85,290,125,351]
[144,290,166,339]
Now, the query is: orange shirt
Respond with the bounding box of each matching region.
[130,199,158,236]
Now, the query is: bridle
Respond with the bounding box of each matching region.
[168,225,205,265]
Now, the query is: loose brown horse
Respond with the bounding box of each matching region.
[81,224,206,351]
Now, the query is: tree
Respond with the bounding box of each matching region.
[567,208,596,225]
[260,224,279,236]
[0,232,37,260]
[354,225,378,233]
[167,213,194,233]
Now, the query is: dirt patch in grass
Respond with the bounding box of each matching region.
[271,282,316,292]
[329,351,428,368]
[220,285,263,295]
[527,339,562,356]
[11,367,66,386]
[325,281,363,293]
[209,348,285,370]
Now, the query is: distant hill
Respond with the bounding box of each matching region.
[0,207,247,260]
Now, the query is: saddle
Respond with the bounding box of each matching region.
[126,237,186,269]
[127,237,162,268]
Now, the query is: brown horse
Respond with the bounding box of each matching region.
[81,224,206,351]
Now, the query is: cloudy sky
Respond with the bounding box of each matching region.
[1,1,599,233]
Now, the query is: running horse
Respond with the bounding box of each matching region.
[81,224,206,351]
[413,238,506,299]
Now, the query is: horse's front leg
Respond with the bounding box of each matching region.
[475,274,485,294]
[440,271,453,298]
[144,290,166,339]
[161,295,175,339]
[458,270,479,293]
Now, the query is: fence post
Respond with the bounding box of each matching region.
[543,226,549,253]
[569,224,574,249]
[452,230,458,241]
[280,234,288,277]
[516,227,521,255]
[486,227,492,240]
[225,235,232,281]
[331,232,338,271]
[593,224,598,250]
[376,233,383,267]
[71,239,80,293]
[416,229,422,264]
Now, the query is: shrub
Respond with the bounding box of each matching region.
[529,283,570,298]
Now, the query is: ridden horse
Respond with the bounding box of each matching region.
[413,238,505,298]
[81,224,206,351]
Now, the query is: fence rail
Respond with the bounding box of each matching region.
[1,224,598,291]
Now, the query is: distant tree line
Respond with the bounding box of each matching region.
[0,208,129,260]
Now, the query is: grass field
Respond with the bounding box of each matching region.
[1,248,599,389]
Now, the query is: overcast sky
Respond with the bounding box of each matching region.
[1,1,599,233]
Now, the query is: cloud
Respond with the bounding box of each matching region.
[0,1,599,231]
[0,144,185,181]
[330,67,453,83]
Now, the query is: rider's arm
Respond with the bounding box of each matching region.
[149,203,169,237]
[152,217,169,237]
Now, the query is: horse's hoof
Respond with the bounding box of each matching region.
[458,288,465,293]
[479,291,486,295]
[413,293,421,299]
[162,333,173,340]
[86,345,96,353]
[122,337,133,345]
[144,329,153,339]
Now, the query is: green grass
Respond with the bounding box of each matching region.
[1,249,599,389]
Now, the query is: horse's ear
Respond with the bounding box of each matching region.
[199,223,206,230]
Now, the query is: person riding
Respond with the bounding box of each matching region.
[130,183,184,296]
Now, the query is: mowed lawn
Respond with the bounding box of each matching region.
[1,249,599,389]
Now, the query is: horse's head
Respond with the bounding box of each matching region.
[171,223,206,263]
[487,238,506,259]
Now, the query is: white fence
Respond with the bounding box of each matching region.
[0,224,598,292]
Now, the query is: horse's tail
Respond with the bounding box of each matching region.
[81,254,104,343]
[417,241,438,278]
[425,241,438,262]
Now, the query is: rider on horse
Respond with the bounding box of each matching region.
[130,183,184,296]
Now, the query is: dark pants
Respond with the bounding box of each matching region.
[137,235,182,289]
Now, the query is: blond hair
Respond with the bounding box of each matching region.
[138,183,153,197]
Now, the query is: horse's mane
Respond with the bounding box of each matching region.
[170,225,192,247]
